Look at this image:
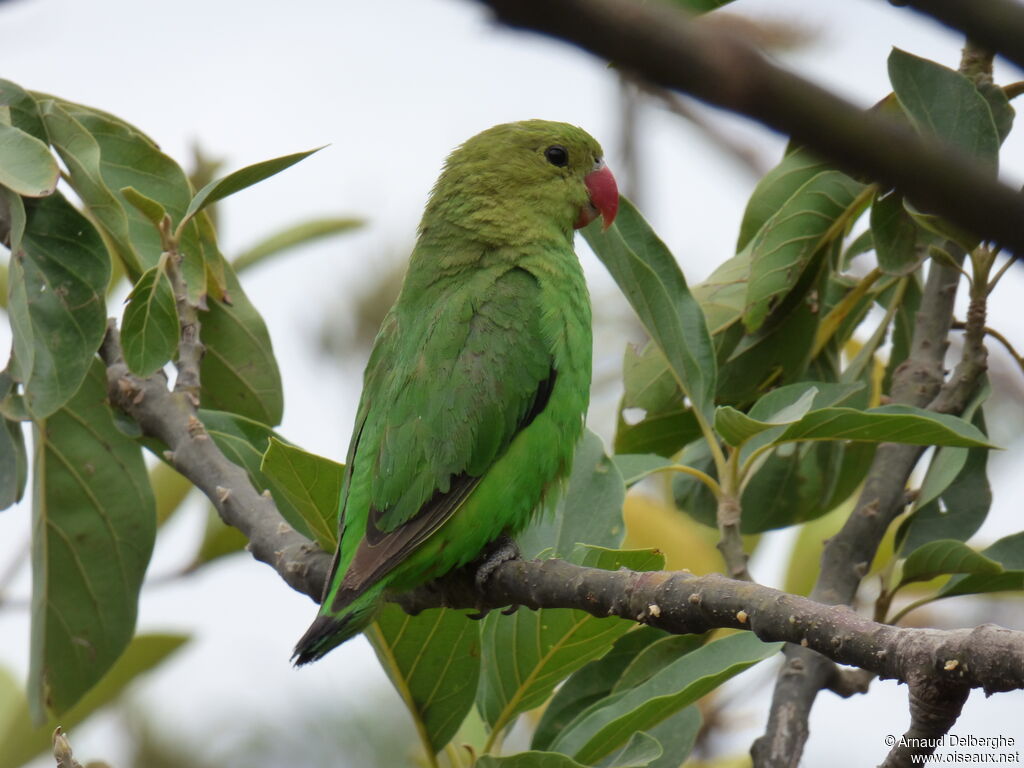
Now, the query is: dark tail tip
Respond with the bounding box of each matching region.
[292,615,353,667]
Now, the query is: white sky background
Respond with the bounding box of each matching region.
[1,0,1023,765]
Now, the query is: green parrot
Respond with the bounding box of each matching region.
[293,120,618,665]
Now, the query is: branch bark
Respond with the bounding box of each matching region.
[99,324,331,599]
[475,0,1024,254]
[393,560,1024,696]
[897,0,1024,74]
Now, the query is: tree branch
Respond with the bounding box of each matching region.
[880,677,970,768]
[394,560,1024,697]
[157,217,204,403]
[475,0,1024,254]
[99,323,330,599]
[896,0,1024,74]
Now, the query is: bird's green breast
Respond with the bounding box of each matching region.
[339,238,592,591]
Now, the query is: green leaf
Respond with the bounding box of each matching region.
[479,732,663,768]
[615,344,700,457]
[611,635,705,693]
[0,122,58,196]
[978,82,1015,144]
[39,99,208,302]
[0,417,27,511]
[584,197,716,424]
[0,634,188,768]
[0,79,48,141]
[0,183,26,259]
[643,707,702,768]
[888,49,1001,250]
[550,633,780,764]
[195,409,312,539]
[199,258,284,425]
[368,605,481,755]
[533,627,670,751]
[120,264,179,377]
[888,48,1000,169]
[518,430,626,558]
[743,170,865,332]
[882,273,922,395]
[35,99,141,277]
[737,147,830,252]
[692,247,750,336]
[898,539,1002,588]
[29,360,156,719]
[261,437,344,550]
[120,185,167,227]
[621,343,679,413]
[843,228,875,266]
[614,406,700,458]
[667,0,738,14]
[939,533,1024,599]
[871,189,924,275]
[233,216,364,272]
[714,386,818,447]
[612,454,674,487]
[731,381,864,460]
[772,404,993,448]
[715,269,825,405]
[912,387,989,511]
[477,546,664,737]
[740,441,876,533]
[182,147,325,225]
[900,452,990,555]
[9,193,110,417]
[478,752,591,768]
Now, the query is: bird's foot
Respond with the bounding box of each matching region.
[474,535,521,589]
[466,535,521,620]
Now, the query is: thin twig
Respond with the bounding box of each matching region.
[952,321,1024,377]
[156,217,204,403]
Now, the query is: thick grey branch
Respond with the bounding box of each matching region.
[99,324,330,598]
[476,0,1024,254]
[395,560,1024,696]
[880,678,970,768]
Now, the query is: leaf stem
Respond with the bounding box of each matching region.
[642,462,722,498]
[889,593,937,625]
[812,267,884,357]
[985,252,1018,296]
[157,215,204,404]
[715,448,752,581]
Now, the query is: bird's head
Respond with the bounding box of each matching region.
[423,120,618,245]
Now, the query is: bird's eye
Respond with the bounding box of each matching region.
[544,145,569,167]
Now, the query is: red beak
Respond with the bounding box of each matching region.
[574,161,619,231]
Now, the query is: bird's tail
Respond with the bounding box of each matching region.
[292,585,382,666]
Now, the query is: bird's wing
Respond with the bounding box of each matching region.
[332,264,555,603]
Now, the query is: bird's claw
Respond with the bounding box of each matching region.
[473,535,521,591]
[464,535,522,619]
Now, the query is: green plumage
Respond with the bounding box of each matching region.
[293,121,608,664]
